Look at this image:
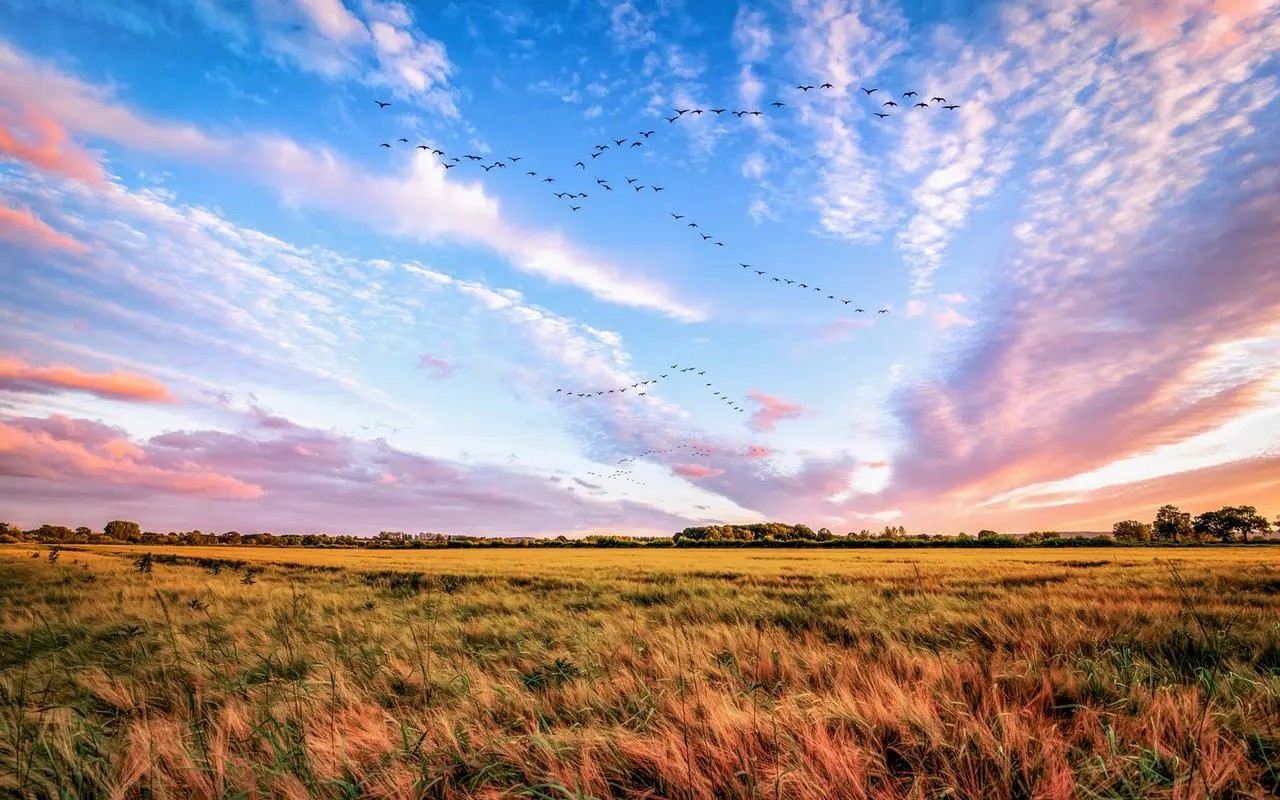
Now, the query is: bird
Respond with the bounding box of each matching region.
[596,178,608,185]
[634,185,646,191]
[379,143,391,148]
[691,109,704,115]
[626,177,638,184]
[914,102,929,108]
[783,279,795,285]
[820,82,834,89]
[652,186,664,192]
[714,242,725,247]
[671,213,684,220]
[861,87,877,95]
[903,91,918,98]
[739,263,750,268]
[526,170,537,176]
[771,101,786,108]
[878,308,890,314]
[591,152,602,159]
[614,138,628,145]
[432,149,445,156]
[375,100,391,108]
[602,184,613,190]
[687,222,699,228]
[855,308,865,313]
[416,144,430,150]
[397,138,408,143]
[733,110,746,117]
[710,108,726,114]
[570,205,581,211]
[883,101,898,107]
[931,97,946,104]
[596,144,610,151]
[771,277,781,282]
[675,109,689,116]
[631,141,643,147]
[465,154,483,161]
[799,283,808,288]
[443,163,456,169]
[575,161,585,169]
[554,192,568,198]
[640,130,655,137]
[797,84,816,91]
[841,299,852,304]
[749,111,763,116]
[754,270,766,275]
[449,157,460,163]
[666,116,679,123]
[701,233,713,240]
[482,164,496,171]
[943,104,960,110]
[542,177,555,183]
[876,113,890,118]
[509,156,522,162]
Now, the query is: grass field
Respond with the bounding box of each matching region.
[2,544,1279,798]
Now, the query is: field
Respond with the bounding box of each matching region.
[2,545,1279,798]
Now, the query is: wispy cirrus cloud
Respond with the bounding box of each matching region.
[0,356,175,403]
[0,102,105,185]
[416,354,454,379]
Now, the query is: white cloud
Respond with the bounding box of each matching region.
[0,41,704,322]
[732,7,774,63]
[933,308,974,329]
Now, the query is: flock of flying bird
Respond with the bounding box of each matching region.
[373,79,960,488]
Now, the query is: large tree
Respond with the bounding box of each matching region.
[104,520,141,541]
[1153,505,1194,543]
[1112,520,1153,542]
[1193,506,1272,542]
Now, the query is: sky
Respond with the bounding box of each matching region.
[1,0,1278,537]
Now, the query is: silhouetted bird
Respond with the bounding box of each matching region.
[667,116,679,123]
[626,177,638,184]
[570,206,581,211]
[526,171,536,176]
[631,141,643,147]
[883,101,898,107]
[914,102,929,108]
[376,100,391,108]
[652,186,664,192]
[671,213,684,220]
[861,87,877,95]
[701,233,712,240]
[943,104,960,110]
[466,154,483,160]
[876,113,890,118]
[575,161,585,169]
[634,185,646,191]
[903,91,918,98]
[797,84,816,91]
[878,308,890,313]
[614,138,628,145]
[397,138,408,143]
[710,108,725,114]
[771,101,786,108]
[640,130,655,137]
[379,143,392,148]
[417,145,430,150]
[543,177,555,183]
[931,97,946,103]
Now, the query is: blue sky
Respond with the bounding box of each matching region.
[1,0,1278,536]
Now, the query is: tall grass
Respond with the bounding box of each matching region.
[1,544,1278,798]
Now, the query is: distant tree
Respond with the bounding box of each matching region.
[1193,506,1272,542]
[817,527,834,541]
[220,531,242,545]
[104,520,142,541]
[74,526,92,538]
[977,529,1000,540]
[1112,520,1153,543]
[1153,505,1193,543]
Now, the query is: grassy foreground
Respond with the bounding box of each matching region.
[2,545,1278,799]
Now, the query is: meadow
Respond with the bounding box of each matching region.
[1,544,1278,799]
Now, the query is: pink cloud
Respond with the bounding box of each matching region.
[0,103,104,185]
[747,390,804,433]
[906,300,928,318]
[672,463,725,479]
[0,356,175,403]
[0,416,261,500]
[933,308,975,329]
[747,445,772,459]
[417,353,454,379]
[818,317,873,343]
[0,203,87,252]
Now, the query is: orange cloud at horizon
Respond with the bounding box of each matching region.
[0,103,105,185]
[0,203,87,252]
[0,356,176,403]
[0,418,262,500]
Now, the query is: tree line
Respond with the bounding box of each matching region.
[1,503,1274,548]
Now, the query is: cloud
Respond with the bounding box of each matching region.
[672,463,725,479]
[0,411,701,536]
[0,41,703,322]
[607,1,657,51]
[747,390,805,433]
[905,299,927,317]
[0,102,104,185]
[732,7,774,63]
[0,415,259,499]
[250,0,457,115]
[818,317,873,343]
[933,308,974,329]
[0,356,175,402]
[0,203,87,252]
[416,353,453,379]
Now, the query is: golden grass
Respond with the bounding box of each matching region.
[2,543,1279,798]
